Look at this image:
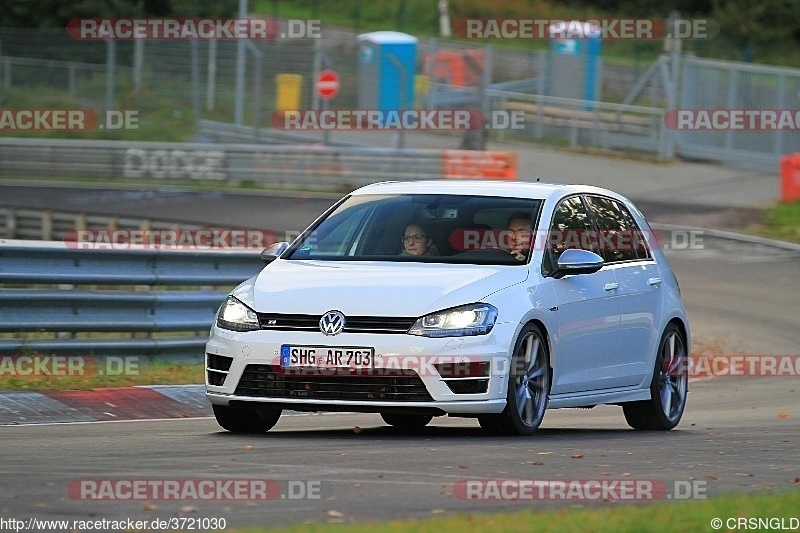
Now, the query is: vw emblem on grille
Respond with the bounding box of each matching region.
[319,310,346,336]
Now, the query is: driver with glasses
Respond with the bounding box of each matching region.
[401,223,439,256]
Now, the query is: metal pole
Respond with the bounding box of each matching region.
[247,42,263,142]
[206,39,217,111]
[323,98,330,146]
[191,39,201,131]
[478,44,492,149]
[776,74,786,157]
[68,63,76,98]
[133,39,143,99]
[664,51,681,160]
[312,38,321,111]
[106,39,116,112]
[725,63,737,155]
[387,54,407,149]
[428,38,438,110]
[234,0,248,125]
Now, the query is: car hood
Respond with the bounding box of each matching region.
[247,259,528,317]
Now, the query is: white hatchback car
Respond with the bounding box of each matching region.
[206,181,689,436]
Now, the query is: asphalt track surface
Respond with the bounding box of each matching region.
[1,377,798,527]
[1,186,799,528]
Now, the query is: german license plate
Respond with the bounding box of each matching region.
[280,345,374,369]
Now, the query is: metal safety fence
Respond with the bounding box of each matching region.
[0,207,201,241]
[0,240,263,360]
[2,25,799,168]
[677,57,800,166]
[0,137,517,188]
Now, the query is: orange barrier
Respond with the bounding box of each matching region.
[780,153,800,201]
[425,49,485,87]
[442,150,517,180]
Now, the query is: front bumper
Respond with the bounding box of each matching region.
[204,321,518,415]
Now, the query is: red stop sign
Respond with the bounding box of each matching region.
[316,70,340,100]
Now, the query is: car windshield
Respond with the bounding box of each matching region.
[285,194,543,265]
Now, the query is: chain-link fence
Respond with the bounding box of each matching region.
[1,24,798,167]
[679,57,800,165]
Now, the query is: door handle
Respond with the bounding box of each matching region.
[604,282,619,292]
[648,277,663,287]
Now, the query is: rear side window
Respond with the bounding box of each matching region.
[584,196,651,262]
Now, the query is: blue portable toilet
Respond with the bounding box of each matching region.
[546,21,602,103]
[357,31,417,111]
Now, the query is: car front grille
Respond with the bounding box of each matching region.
[256,313,416,334]
[234,364,434,402]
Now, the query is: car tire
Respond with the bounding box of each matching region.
[478,323,550,436]
[380,413,433,429]
[212,404,281,433]
[623,323,688,430]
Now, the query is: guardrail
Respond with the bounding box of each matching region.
[486,90,670,159]
[0,137,518,188]
[0,240,263,361]
[0,207,201,241]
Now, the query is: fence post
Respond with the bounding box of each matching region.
[133,39,144,99]
[663,52,681,160]
[3,58,10,90]
[75,213,86,232]
[68,63,77,98]
[106,39,116,112]
[479,44,492,149]
[191,39,201,131]
[5,209,16,239]
[534,51,545,140]
[234,0,248,125]
[246,42,263,142]
[207,39,217,112]
[41,211,53,241]
[776,73,786,157]
[312,37,322,112]
[724,66,737,155]
[427,38,438,109]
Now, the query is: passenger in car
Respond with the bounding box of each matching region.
[401,223,439,256]
[506,212,533,261]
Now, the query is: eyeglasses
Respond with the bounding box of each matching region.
[401,234,427,244]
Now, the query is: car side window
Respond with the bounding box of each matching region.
[545,196,599,271]
[585,196,651,262]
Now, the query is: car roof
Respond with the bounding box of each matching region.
[351,180,628,203]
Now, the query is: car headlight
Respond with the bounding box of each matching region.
[409,303,497,337]
[216,296,259,332]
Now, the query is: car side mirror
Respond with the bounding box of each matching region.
[551,249,604,279]
[260,242,289,264]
